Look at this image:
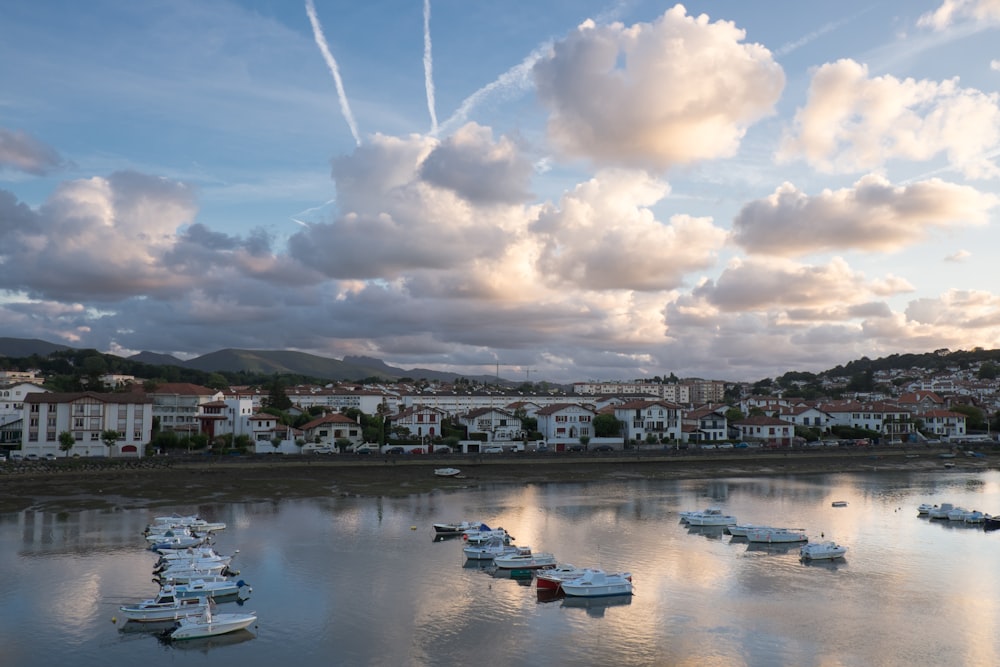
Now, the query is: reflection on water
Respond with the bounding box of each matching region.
[3,470,1000,665]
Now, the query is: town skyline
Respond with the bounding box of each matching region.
[2,1,1000,384]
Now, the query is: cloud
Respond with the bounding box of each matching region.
[531,169,727,291]
[0,172,198,300]
[0,128,65,175]
[419,123,533,204]
[289,131,532,279]
[692,256,869,312]
[906,289,1000,328]
[533,4,784,170]
[778,58,1000,178]
[918,0,1000,30]
[730,173,997,256]
[944,249,972,262]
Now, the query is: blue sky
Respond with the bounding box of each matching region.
[1,0,999,383]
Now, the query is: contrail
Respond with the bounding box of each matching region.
[439,42,551,135]
[423,0,438,135]
[304,0,361,145]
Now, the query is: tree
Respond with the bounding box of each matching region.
[100,429,120,453]
[593,414,621,437]
[978,363,999,380]
[263,376,293,411]
[271,437,282,453]
[58,431,75,457]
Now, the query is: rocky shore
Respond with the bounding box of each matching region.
[1,446,991,514]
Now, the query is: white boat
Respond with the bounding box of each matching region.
[154,552,232,571]
[155,562,233,582]
[168,604,257,640]
[163,578,252,600]
[727,524,771,537]
[462,528,514,544]
[917,503,935,515]
[927,503,954,519]
[560,569,633,598]
[686,512,737,526]
[434,468,461,477]
[148,531,208,551]
[156,546,230,561]
[746,527,808,543]
[947,507,970,521]
[493,546,557,570]
[964,510,985,524]
[799,541,848,560]
[147,514,227,534]
[463,538,518,561]
[119,591,209,623]
[679,508,723,523]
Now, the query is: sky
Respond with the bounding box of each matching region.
[2,0,1000,384]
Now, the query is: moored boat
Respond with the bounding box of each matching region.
[686,512,737,526]
[917,503,935,515]
[163,578,252,601]
[463,537,518,561]
[927,503,954,519]
[168,604,257,641]
[799,541,847,560]
[493,546,557,570]
[433,468,461,477]
[119,592,209,623]
[535,564,589,591]
[746,527,808,544]
[560,569,633,598]
[727,524,770,538]
[983,514,1000,531]
[432,520,481,535]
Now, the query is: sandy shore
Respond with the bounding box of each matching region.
[0,447,990,514]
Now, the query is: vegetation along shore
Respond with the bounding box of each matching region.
[1,445,991,515]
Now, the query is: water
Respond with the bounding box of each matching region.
[2,470,1000,666]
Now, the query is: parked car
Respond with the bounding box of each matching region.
[432,445,452,454]
[44,453,57,461]
[483,446,504,454]
[592,444,615,452]
[384,446,405,455]
[25,453,39,461]
[0,453,7,462]
[567,444,586,452]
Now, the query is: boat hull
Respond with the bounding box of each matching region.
[170,613,257,640]
[119,598,207,622]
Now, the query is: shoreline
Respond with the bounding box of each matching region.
[1,448,991,514]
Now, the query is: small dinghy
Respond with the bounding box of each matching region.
[168,603,257,640]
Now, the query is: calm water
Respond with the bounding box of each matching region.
[2,470,1000,666]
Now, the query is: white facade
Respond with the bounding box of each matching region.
[535,404,597,448]
[22,391,153,457]
[613,401,682,444]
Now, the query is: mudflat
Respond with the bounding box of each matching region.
[0,447,988,514]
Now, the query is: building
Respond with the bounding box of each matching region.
[298,413,363,449]
[459,407,523,442]
[535,403,597,449]
[22,391,153,457]
[613,400,682,445]
[733,415,795,447]
[145,383,224,434]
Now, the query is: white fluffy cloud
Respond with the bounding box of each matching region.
[730,174,997,256]
[779,59,1000,179]
[533,4,784,170]
[532,169,726,290]
[918,0,1000,30]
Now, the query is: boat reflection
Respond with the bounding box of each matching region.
[561,593,633,617]
[158,628,256,652]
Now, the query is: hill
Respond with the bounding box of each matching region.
[0,337,71,358]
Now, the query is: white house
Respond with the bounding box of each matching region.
[681,405,728,443]
[145,383,224,434]
[459,407,523,442]
[298,413,363,449]
[613,400,682,445]
[389,405,448,440]
[733,415,795,447]
[22,391,153,457]
[535,403,597,449]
